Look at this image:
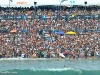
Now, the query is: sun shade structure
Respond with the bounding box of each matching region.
[66,31,76,35]
[10,30,17,33]
[55,31,64,35]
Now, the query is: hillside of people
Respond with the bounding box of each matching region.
[0,5,100,59]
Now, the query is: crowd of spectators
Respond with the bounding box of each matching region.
[0,5,100,59]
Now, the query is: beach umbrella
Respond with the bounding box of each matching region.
[10,30,17,33]
[22,29,28,33]
[66,31,76,35]
[55,31,64,35]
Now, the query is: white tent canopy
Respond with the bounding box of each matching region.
[0,0,100,7]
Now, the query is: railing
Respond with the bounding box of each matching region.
[0,14,100,20]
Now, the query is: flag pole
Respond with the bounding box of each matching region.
[60,2,61,11]
[9,0,10,7]
[60,0,67,11]
[9,0,10,12]
[59,0,61,11]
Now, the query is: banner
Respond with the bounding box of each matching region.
[69,0,75,5]
[0,0,34,7]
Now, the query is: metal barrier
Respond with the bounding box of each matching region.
[0,14,100,20]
